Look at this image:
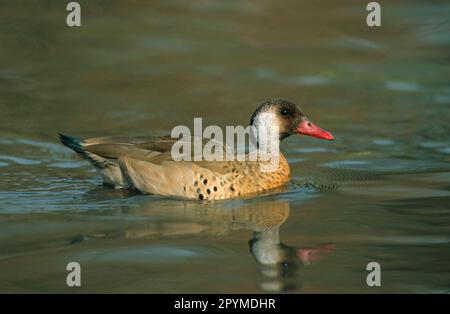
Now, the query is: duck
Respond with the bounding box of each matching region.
[59,98,334,200]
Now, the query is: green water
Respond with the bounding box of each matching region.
[0,0,449,293]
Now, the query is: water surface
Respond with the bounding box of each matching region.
[0,0,449,293]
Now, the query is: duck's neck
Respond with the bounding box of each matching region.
[250,112,281,157]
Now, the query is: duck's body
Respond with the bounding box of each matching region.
[59,134,291,200]
[60,99,333,200]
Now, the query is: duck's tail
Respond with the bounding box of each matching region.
[58,133,112,169]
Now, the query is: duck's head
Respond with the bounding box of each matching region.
[250,98,334,141]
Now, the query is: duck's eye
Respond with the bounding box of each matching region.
[280,109,290,116]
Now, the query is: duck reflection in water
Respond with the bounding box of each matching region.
[77,194,334,292]
[244,201,335,292]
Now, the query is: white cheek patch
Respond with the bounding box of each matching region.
[252,112,280,173]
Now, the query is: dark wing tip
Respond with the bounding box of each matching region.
[58,133,84,153]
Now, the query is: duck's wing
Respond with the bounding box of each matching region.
[72,135,234,167]
[84,135,174,147]
[59,134,171,168]
[81,135,171,160]
[78,135,191,162]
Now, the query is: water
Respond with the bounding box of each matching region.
[0,0,449,293]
